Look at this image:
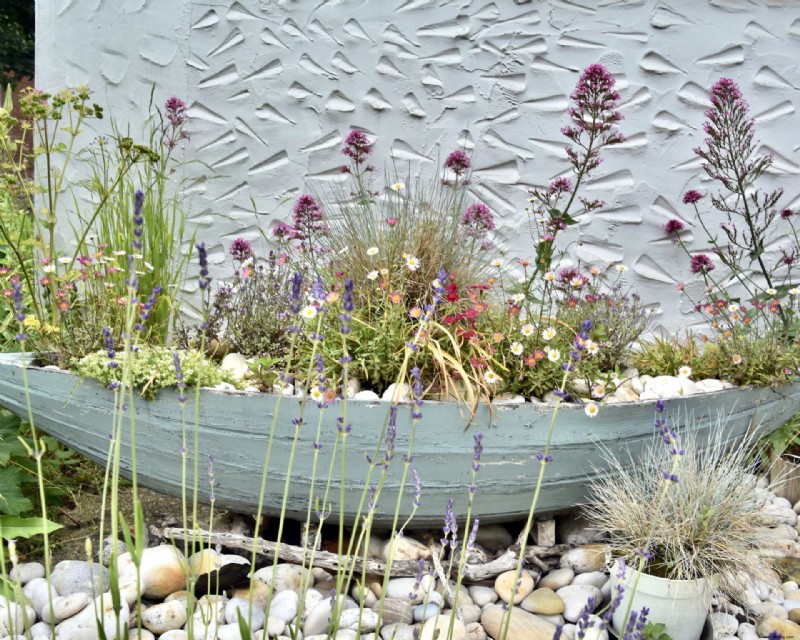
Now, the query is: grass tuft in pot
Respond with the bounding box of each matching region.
[583,411,776,604]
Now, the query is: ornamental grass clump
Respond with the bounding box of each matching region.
[584,410,775,602]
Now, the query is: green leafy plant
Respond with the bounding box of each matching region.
[642,622,672,640]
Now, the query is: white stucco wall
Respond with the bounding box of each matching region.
[36,0,800,334]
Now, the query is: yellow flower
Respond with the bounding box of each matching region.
[390,182,404,191]
[544,271,555,282]
[616,264,628,272]
[491,259,502,268]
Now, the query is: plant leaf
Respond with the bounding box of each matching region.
[0,516,62,539]
[0,467,32,516]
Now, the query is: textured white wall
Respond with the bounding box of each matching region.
[36,0,800,334]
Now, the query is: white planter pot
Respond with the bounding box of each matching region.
[611,565,710,640]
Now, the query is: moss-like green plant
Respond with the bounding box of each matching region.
[74,346,242,398]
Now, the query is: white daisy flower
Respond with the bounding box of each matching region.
[511,293,525,304]
[58,257,71,265]
[766,288,777,296]
[310,387,325,402]
[405,255,420,271]
[591,384,606,399]
[584,403,599,418]
[544,271,555,282]
[510,341,523,356]
[586,341,599,356]
[491,259,503,268]
[42,264,56,274]
[367,270,379,281]
[678,365,692,378]
[390,182,404,191]
[616,264,628,272]
[542,327,557,341]
[367,247,379,256]
[301,305,318,320]
[521,323,535,337]
[547,349,561,362]
[789,288,799,297]
[484,370,501,385]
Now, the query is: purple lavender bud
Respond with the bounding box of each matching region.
[196,242,209,290]
[412,466,422,508]
[132,190,144,250]
[472,432,483,473]
[11,281,25,324]
[207,454,216,501]
[467,518,479,548]
[290,272,303,314]
[173,351,185,404]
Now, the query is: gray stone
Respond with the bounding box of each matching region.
[419,615,466,640]
[572,571,607,589]
[9,562,44,585]
[303,595,346,636]
[371,598,412,625]
[142,600,188,635]
[50,561,108,597]
[539,568,575,591]
[255,564,313,592]
[55,594,130,640]
[267,590,298,622]
[413,603,440,622]
[160,630,189,640]
[556,584,602,623]
[225,597,265,631]
[481,604,557,639]
[468,585,498,607]
[379,623,414,640]
[41,592,91,624]
[709,612,738,636]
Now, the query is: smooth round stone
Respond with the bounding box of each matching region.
[28,621,52,639]
[572,572,607,589]
[481,604,557,639]
[465,621,486,640]
[386,575,435,602]
[232,581,270,610]
[304,588,324,613]
[540,613,565,625]
[338,608,378,632]
[23,578,59,617]
[559,545,609,575]
[539,568,574,591]
[467,585,497,607]
[217,622,252,640]
[100,538,128,567]
[352,584,377,608]
[303,595,347,636]
[255,564,313,592]
[556,584,602,623]
[419,615,466,640]
[10,562,44,585]
[120,545,187,600]
[495,569,534,604]
[160,630,189,640]
[128,629,156,640]
[379,623,414,640]
[521,588,564,616]
[381,536,430,562]
[756,617,800,638]
[372,598,412,625]
[193,598,227,625]
[758,601,789,619]
[792,609,800,624]
[188,549,222,576]
[736,622,759,640]
[55,594,130,640]
[474,524,513,553]
[141,600,188,635]
[0,602,35,633]
[41,592,91,624]
[579,615,608,640]
[458,605,481,625]
[225,597,265,631]
[267,590,298,622]
[413,603,440,623]
[191,621,221,640]
[265,616,285,637]
[708,612,737,636]
[50,561,109,597]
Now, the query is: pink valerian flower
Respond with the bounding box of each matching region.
[460,203,495,239]
[272,221,298,240]
[781,208,794,219]
[690,253,715,274]
[162,97,189,148]
[229,237,254,262]
[292,194,328,238]
[562,63,625,177]
[664,219,685,235]
[444,149,471,177]
[682,190,703,204]
[386,217,399,227]
[164,97,187,127]
[342,129,372,166]
[548,177,573,196]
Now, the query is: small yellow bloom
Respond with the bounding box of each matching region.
[547,349,561,362]
[390,182,404,191]
[510,341,523,356]
[520,323,534,337]
[616,264,628,272]
[483,370,501,385]
[678,365,692,378]
[542,327,557,341]
[584,402,599,418]
[301,305,318,319]
[544,271,555,282]
[731,354,743,365]
[405,255,420,271]
[491,259,502,268]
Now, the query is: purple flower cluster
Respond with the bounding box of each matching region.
[664,219,684,235]
[410,367,424,421]
[292,194,328,239]
[562,63,625,177]
[339,277,354,336]
[229,237,254,262]
[132,190,144,251]
[460,203,495,239]
[682,190,703,205]
[441,497,458,549]
[412,466,422,508]
[342,129,372,167]
[135,285,162,332]
[444,149,471,177]
[548,177,573,196]
[689,253,714,274]
[164,97,187,128]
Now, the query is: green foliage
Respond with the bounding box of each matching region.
[0,1,34,82]
[74,346,243,398]
[0,516,61,540]
[642,622,672,640]
[762,411,800,461]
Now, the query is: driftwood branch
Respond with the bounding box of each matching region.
[159,527,569,580]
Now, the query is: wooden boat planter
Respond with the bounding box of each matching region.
[0,352,797,527]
